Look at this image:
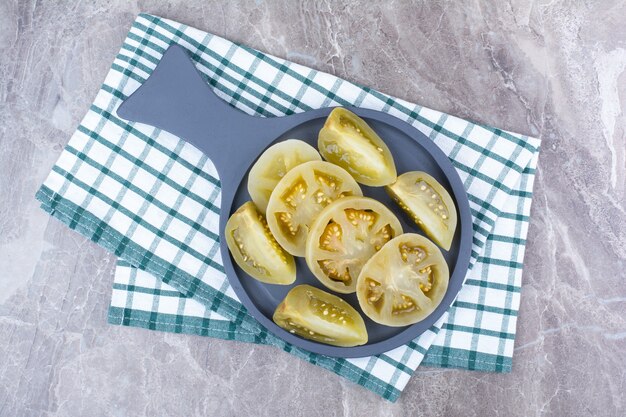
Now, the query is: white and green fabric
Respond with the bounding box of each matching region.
[36,14,541,402]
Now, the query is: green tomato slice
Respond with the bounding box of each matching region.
[273,285,368,347]
[318,107,397,186]
[386,171,458,251]
[247,139,321,213]
[356,234,449,326]
[305,196,403,294]
[225,202,296,285]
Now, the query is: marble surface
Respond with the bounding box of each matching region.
[1,1,625,415]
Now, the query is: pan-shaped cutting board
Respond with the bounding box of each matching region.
[116,44,472,357]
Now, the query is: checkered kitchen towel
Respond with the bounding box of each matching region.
[36,14,540,401]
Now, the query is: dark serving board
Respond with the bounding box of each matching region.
[116,44,472,358]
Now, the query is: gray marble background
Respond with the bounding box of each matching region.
[1,1,625,416]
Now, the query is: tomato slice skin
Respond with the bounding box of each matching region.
[356,233,449,327]
[386,171,458,251]
[305,196,403,294]
[273,285,368,347]
[247,139,321,213]
[318,107,397,186]
[266,161,363,257]
[225,202,296,285]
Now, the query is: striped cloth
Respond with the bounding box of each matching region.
[36,14,540,402]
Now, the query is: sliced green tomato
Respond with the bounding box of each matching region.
[356,234,449,327]
[305,196,403,294]
[266,161,363,257]
[386,171,458,251]
[247,139,321,213]
[225,202,296,285]
[318,107,397,186]
[273,285,368,347]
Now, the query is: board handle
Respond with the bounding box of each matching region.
[116,44,316,190]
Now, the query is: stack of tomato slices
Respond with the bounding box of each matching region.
[225,108,458,347]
